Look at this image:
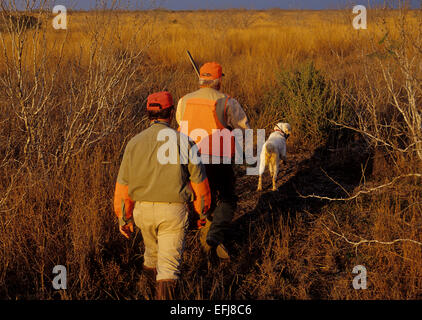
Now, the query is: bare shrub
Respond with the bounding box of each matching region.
[301,3,422,281]
[335,5,422,166]
[0,0,155,298]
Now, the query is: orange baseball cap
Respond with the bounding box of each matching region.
[147,91,174,111]
[199,62,224,80]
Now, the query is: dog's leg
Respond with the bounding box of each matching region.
[257,175,263,191]
[268,159,274,190]
[272,156,279,191]
[272,173,277,191]
[257,148,266,192]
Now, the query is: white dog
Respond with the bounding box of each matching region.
[257,122,292,191]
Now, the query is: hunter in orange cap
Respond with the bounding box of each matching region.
[199,62,225,81]
[176,62,250,260]
[114,91,211,299]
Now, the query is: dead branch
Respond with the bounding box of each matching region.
[320,212,422,254]
[298,173,422,201]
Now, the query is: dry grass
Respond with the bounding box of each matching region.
[0,8,421,300]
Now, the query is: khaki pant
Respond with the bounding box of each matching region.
[133,201,188,281]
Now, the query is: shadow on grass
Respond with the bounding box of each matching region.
[222,141,374,299]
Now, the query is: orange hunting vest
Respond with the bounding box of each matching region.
[179,96,235,158]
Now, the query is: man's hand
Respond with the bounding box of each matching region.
[194,200,210,219]
[119,222,134,239]
[191,178,211,219]
[197,218,207,230]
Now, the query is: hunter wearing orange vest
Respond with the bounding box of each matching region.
[176,62,251,259]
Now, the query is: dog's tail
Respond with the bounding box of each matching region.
[265,142,276,154]
[264,142,277,166]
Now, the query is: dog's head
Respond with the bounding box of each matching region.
[275,122,292,138]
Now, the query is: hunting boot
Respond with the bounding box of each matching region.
[199,219,213,253]
[156,280,177,300]
[143,265,157,298]
[215,243,230,260]
[206,201,234,260]
[206,237,230,260]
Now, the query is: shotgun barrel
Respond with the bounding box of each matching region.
[186,50,200,78]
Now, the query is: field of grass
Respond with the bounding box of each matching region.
[0,6,421,299]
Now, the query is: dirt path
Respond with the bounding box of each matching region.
[233,142,369,223]
[234,150,315,219]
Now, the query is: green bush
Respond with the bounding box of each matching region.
[266,62,354,149]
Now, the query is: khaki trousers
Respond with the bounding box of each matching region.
[133,201,188,281]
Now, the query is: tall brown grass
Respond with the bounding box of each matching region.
[0,5,421,299]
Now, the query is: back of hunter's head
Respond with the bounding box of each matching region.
[199,62,224,90]
[146,91,174,120]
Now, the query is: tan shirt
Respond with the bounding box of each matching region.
[117,121,207,203]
